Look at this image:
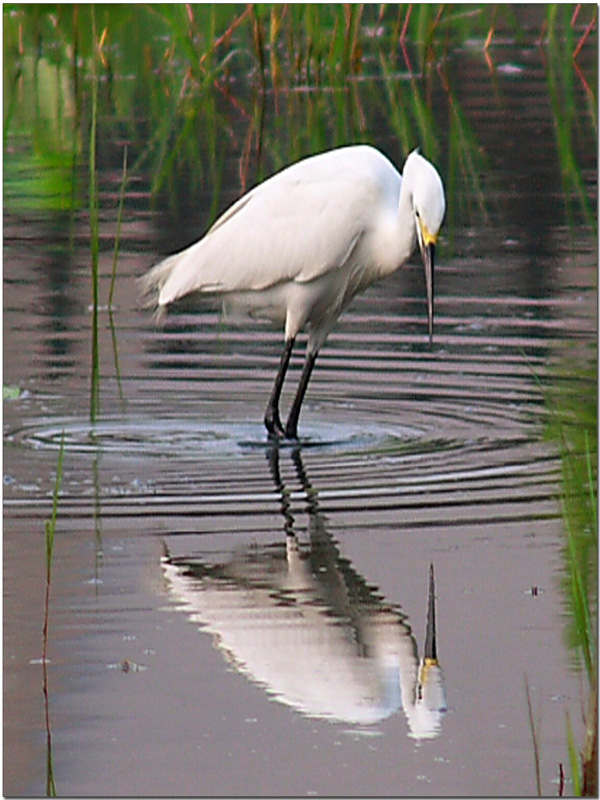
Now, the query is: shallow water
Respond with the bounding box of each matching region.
[3,13,597,799]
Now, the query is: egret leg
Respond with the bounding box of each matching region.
[264,337,295,438]
[284,350,318,440]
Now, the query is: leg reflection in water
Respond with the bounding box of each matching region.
[162,445,447,737]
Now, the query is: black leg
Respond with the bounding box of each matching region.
[264,337,295,438]
[265,443,296,536]
[284,350,318,440]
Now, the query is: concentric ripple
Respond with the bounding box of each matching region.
[4,238,594,535]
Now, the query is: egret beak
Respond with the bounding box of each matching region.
[423,242,434,345]
[417,218,437,345]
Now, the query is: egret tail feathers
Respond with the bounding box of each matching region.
[137,253,181,312]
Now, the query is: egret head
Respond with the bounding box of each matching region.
[404,151,446,344]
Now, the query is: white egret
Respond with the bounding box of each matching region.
[141,145,446,439]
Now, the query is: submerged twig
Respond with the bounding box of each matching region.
[572,8,596,61]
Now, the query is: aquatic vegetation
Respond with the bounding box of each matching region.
[4,5,595,220]
[544,356,597,796]
[88,6,100,423]
[545,4,597,234]
[108,143,128,408]
[42,431,65,798]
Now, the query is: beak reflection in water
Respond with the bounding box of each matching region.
[161,448,447,739]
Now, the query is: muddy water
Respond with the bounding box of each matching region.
[4,34,597,799]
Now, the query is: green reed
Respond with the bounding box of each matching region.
[108,144,128,407]
[109,144,127,309]
[544,357,597,796]
[42,431,65,798]
[4,5,596,102]
[545,4,597,235]
[6,3,594,233]
[89,6,100,423]
[525,676,542,796]
[43,433,65,662]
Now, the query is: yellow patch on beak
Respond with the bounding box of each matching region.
[419,218,438,247]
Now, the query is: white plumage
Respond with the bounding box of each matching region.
[141,144,446,439]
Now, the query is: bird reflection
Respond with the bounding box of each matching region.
[162,446,447,738]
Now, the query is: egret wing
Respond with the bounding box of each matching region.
[150,146,401,307]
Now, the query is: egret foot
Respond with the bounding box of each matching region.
[265,407,285,439]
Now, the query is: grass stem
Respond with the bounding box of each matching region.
[109,145,128,309]
[525,675,542,796]
[42,431,65,798]
[89,5,100,423]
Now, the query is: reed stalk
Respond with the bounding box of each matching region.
[525,676,542,796]
[108,144,128,406]
[42,432,65,797]
[544,361,597,795]
[89,5,100,423]
[109,144,127,309]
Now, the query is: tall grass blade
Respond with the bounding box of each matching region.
[89,5,100,423]
[525,675,542,796]
[581,684,597,796]
[584,429,597,533]
[540,353,597,795]
[108,145,128,406]
[109,145,128,309]
[43,435,65,630]
[42,431,65,798]
[566,710,582,796]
